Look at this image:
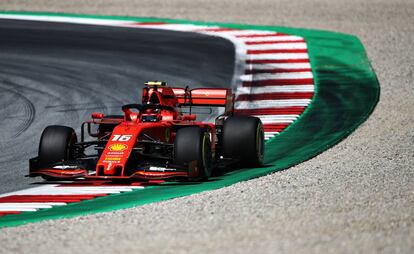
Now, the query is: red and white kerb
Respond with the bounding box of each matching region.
[128,23,314,140]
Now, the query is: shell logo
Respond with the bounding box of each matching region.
[108,143,128,152]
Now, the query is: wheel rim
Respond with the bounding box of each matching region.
[256,123,264,164]
[201,133,212,177]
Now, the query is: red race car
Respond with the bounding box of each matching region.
[29,81,264,181]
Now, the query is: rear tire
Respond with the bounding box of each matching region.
[38,125,77,167]
[222,116,264,167]
[174,127,212,180]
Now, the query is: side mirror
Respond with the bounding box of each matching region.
[91,112,104,119]
[182,114,196,121]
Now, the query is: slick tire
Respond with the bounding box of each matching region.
[222,116,265,167]
[38,125,77,168]
[174,127,212,180]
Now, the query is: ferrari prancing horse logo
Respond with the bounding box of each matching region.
[165,128,171,142]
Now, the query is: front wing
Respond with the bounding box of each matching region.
[28,159,200,181]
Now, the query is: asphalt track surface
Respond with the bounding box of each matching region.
[0,19,234,194]
[0,0,413,253]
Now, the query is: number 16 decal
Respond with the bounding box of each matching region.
[111,135,132,142]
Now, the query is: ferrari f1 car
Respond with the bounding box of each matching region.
[29,81,264,181]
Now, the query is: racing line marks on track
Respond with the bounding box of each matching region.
[0,15,314,217]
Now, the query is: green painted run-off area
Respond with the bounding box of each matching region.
[0,12,380,228]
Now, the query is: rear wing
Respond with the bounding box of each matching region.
[172,87,234,113]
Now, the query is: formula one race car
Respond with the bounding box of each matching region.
[29,81,264,181]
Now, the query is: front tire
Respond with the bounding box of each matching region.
[222,116,264,167]
[38,125,77,167]
[174,127,212,180]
